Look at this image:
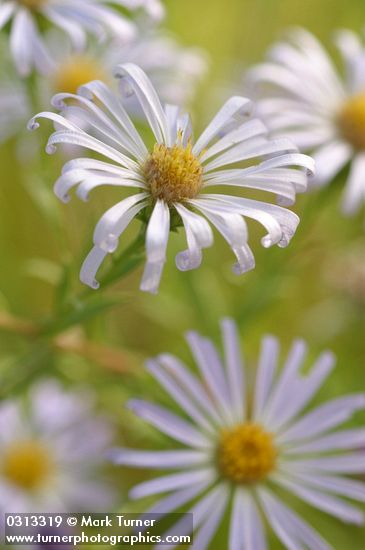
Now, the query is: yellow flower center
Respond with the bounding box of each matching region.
[17,0,46,9]
[217,423,277,484]
[52,56,108,95]
[144,142,204,204]
[2,440,53,491]
[337,92,365,150]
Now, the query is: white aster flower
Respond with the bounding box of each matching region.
[29,64,313,294]
[0,80,29,143]
[0,29,206,148]
[107,31,209,110]
[0,379,115,513]
[0,0,164,76]
[110,318,365,550]
[47,30,208,108]
[247,27,365,218]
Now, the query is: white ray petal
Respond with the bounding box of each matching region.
[145,358,215,433]
[92,194,148,251]
[271,350,335,431]
[157,353,224,425]
[191,202,255,275]
[257,487,332,550]
[286,428,365,454]
[203,137,297,173]
[253,335,279,421]
[77,80,148,159]
[127,399,213,449]
[186,331,234,423]
[281,470,365,503]
[221,318,246,422]
[115,63,170,145]
[261,339,307,426]
[143,479,212,516]
[312,141,352,187]
[230,489,268,550]
[174,204,213,272]
[277,394,365,444]
[200,118,268,163]
[273,473,364,525]
[341,153,365,215]
[155,484,228,550]
[129,468,215,500]
[0,2,15,29]
[140,200,170,294]
[282,453,365,474]
[109,448,208,469]
[193,96,253,155]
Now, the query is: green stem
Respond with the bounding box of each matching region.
[42,228,146,336]
[98,226,146,290]
[236,186,333,327]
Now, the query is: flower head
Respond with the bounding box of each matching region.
[0,80,29,143]
[0,379,115,512]
[247,28,365,218]
[29,64,313,294]
[0,0,164,76]
[48,30,208,108]
[110,319,365,549]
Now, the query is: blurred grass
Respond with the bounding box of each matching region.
[1,0,365,548]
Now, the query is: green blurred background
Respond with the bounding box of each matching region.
[1,0,365,548]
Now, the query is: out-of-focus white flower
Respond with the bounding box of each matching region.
[111,318,365,550]
[0,80,29,142]
[247,28,365,218]
[107,32,209,109]
[0,28,206,148]
[46,30,208,108]
[29,64,314,294]
[0,0,164,76]
[0,379,115,513]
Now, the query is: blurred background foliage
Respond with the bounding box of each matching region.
[0,0,365,548]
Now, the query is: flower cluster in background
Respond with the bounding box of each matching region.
[0,0,365,549]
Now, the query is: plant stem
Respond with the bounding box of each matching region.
[97,227,146,290]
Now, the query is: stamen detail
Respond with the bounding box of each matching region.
[2,440,53,491]
[144,143,203,204]
[217,423,277,484]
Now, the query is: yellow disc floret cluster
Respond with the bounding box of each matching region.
[52,56,108,96]
[18,0,46,9]
[2,440,53,491]
[337,92,365,150]
[144,142,204,204]
[217,422,277,484]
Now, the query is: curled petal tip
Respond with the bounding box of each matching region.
[175,250,201,272]
[51,96,66,109]
[261,235,273,248]
[27,118,39,131]
[117,77,135,99]
[232,260,255,275]
[77,85,94,100]
[89,279,100,290]
[59,193,71,204]
[45,143,57,155]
